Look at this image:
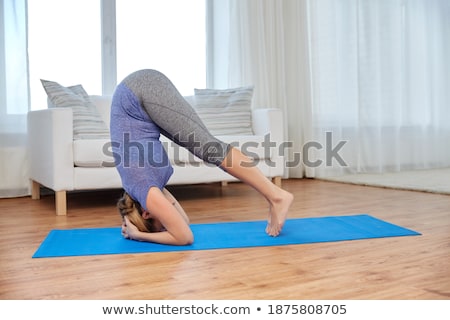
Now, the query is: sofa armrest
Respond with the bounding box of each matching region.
[252,108,284,145]
[27,108,74,191]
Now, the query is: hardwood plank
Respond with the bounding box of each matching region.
[0,179,449,299]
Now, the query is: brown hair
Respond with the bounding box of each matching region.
[117,192,159,233]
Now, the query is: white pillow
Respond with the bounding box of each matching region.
[193,86,254,136]
[41,80,110,140]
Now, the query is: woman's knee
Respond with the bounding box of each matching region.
[202,141,231,166]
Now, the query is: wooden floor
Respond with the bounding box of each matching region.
[0,179,449,300]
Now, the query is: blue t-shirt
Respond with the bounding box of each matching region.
[110,83,173,210]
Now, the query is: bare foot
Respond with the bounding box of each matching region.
[266,189,294,236]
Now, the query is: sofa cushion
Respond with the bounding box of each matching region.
[193,86,254,136]
[41,80,110,140]
[161,134,272,164]
[73,138,114,167]
[75,134,273,168]
[89,95,112,126]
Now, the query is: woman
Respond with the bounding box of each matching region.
[110,69,293,245]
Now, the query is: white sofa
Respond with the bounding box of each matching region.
[27,95,285,215]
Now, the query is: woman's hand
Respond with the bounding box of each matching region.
[121,216,140,240]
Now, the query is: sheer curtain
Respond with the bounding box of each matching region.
[308,0,450,177]
[226,0,450,178]
[227,0,312,178]
[0,0,30,197]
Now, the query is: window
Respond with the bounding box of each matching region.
[116,0,206,95]
[27,0,102,110]
[27,0,207,111]
[1,0,29,116]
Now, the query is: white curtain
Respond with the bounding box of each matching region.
[226,0,450,178]
[0,0,30,197]
[308,0,450,177]
[227,0,312,178]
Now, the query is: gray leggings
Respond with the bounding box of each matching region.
[123,69,230,166]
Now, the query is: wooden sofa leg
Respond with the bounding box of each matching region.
[272,176,282,187]
[221,181,228,187]
[55,191,67,216]
[31,180,41,200]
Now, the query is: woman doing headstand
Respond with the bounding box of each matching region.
[110,69,293,245]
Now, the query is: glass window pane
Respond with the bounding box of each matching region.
[28,0,102,110]
[116,0,206,96]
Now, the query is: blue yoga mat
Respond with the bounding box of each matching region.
[32,214,420,258]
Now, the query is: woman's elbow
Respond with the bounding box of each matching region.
[185,232,194,245]
[177,231,194,245]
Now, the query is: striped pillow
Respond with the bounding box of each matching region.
[193,86,254,136]
[41,80,110,140]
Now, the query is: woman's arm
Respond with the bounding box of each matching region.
[123,217,193,245]
[122,187,193,245]
[162,188,190,225]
